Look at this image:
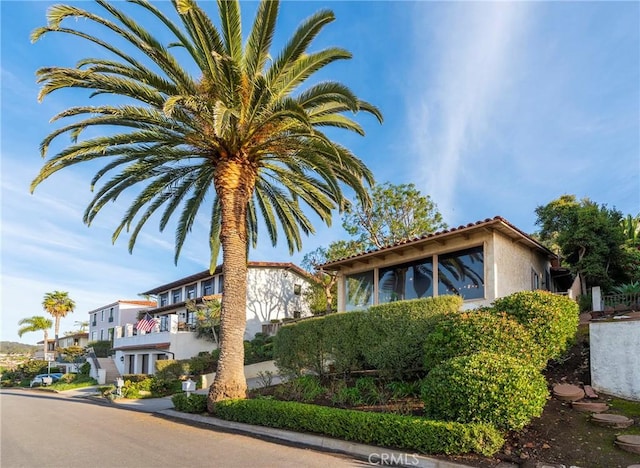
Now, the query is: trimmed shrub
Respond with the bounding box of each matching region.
[155,360,189,381]
[358,296,463,377]
[492,290,579,360]
[274,295,463,378]
[423,310,547,370]
[211,398,504,456]
[421,352,548,431]
[121,376,153,398]
[172,393,207,413]
[274,315,333,377]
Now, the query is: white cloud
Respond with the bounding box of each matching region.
[408,2,534,222]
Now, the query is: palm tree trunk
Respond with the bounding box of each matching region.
[43,330,49,361]
[208,158,256,406]
[54,317,60,350]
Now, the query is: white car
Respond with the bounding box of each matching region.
[30,373,63,387]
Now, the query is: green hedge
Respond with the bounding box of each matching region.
[491,290,579,361]
[421,352,548,431]
[358,296,463,377]
[172,393,207,413]
[274,296,462,378]
[211,398,504,456]
[423,310,547,370]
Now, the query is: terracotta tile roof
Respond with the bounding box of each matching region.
[118,300,157,307]
[319,216,555,269]
[140,261,311,296]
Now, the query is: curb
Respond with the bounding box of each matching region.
[157,409,472,468]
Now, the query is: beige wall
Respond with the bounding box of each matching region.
[492,230,549,299]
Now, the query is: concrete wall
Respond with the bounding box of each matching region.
[201,360,279,388]
[590,320,640,401]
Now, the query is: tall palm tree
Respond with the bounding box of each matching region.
[42,291,76,347]
[18,316,53,360]
[30,0,382,403]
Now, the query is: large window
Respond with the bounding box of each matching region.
[159,293,168,307]
[202,279,214,296]
[217,275,224,294]
[186,284,197,299]
[346,271,374,311]
[378,258,433,304]
[171,288,182,303]
[438,246,484,300]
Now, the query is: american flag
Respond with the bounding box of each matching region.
[136,313,157,333]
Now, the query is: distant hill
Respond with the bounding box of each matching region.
[0,341,37,355]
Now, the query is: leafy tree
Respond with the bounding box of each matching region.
[186,297,221,344]
[31,0,381,402]
[535,195,627,292]
[58,345,85,363]
[17,316,53,359]
[42,291,75,348]
[302,240,361,314]
[621,213,640,246]
[342,182,447,250]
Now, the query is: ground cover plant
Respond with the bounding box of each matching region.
[174,291,588,460]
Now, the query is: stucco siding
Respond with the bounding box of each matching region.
[590,320,640,401]
[492,230,548,298]
[245,268,310,338]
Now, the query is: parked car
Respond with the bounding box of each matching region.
[30,373,64,387]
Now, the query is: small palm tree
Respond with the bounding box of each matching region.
[18,316,53,359]
[31,0,381,403]
[42,291,76,348]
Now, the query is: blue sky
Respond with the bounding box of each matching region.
[1,1,638,345]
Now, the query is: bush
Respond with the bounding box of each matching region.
[274,375,326,403]
[172,393,207,413]
[121,376,153,398]
[274,296,463,378]
[79,362,91,375]
[155,360,190,381]
[150,378,182,397]
[188,353,218,375]
[423,310,547,370]
[211,398,504,456]
[421,352,548,431]
[88,340,112,358]
[244,333,274,365]
[358,296,463,377]
[492,290,579,360]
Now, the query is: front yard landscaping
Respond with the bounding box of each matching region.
[175,291,640,463]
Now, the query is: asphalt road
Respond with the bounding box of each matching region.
[0,389,365,468]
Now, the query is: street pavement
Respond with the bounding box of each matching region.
[55,382,474,468]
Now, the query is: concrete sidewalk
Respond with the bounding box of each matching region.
[60,382,478,468]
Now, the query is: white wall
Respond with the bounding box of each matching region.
[590,320,640,401]
[245,268,310,338]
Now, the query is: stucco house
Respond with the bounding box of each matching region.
[87,300,157,344]
[111,262,312,375]
[320,217,565,311]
